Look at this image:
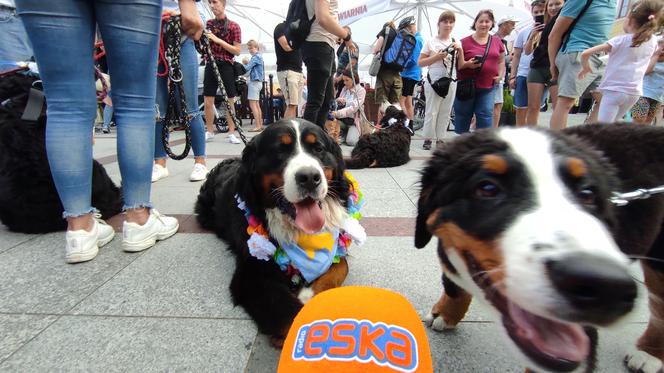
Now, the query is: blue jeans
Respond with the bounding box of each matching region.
[102,91,113,130]
[154,37,206,160]
[0,5,33,62]
[16,0,162,217]
[453,87,494,134]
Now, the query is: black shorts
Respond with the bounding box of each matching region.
[203,60,237,98]
[401,77,418,97]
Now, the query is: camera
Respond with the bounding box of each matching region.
[444,45,456,54]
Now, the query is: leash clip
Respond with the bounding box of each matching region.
[610,186,664,206]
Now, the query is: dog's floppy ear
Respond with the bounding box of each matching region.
[415,184,434,248]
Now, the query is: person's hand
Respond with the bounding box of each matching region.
[346,39,357,54]
[438,50,448,60]
[178,0,203,40]
[452,42,461,50]
[207,32,222,45]
[467,60,481,69]
[337,97,346,105]
[242,56,249,65]
[493,75,502,83]
[577,61,592,80]
[550,65,559,82]
[533,23,545,33]
[509,76,516,89]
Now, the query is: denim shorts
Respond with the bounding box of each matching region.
[247,80,262,101]
[514,76,529,108]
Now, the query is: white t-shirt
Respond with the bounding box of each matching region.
[421,36,455,81]
[306,0,338,49]
[599,34,658,96]
[514,25,533,77]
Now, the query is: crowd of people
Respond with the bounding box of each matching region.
[1,0,663,263]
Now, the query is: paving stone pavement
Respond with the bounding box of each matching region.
[1,113,650,372]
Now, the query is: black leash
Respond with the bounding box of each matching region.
[194,33,248,145]
[161,15,192,160]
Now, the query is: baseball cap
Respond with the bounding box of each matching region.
[398,16,416,30]
[497,15,518,26]
[278,286,433,373]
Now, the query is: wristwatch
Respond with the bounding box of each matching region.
[343,31,352,42]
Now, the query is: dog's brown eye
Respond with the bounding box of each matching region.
[475,180,501,198]
[577,188,595,205]
[313,144,324,153]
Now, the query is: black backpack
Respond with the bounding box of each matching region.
[285,0,315,50]
[382,29,417,72]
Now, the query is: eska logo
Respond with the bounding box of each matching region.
[291,318,419,372]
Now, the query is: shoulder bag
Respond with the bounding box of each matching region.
[427,39,455,98]
[368,26,390,77]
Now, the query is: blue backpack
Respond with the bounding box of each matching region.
[382,29,417,72]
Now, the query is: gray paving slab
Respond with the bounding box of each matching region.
[0,316,256,372]
[360,187,417,217]
[0,314,58,362]
[0,226,36,255]
[72,234,247,319]
[244,334,282,373]
[347,168,400,190]
[150,185,202,214]
[0,234,140,314]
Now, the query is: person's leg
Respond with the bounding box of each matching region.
[17,0,97,231]
[95,0,163,224]
[302,42,334,128]
[202,61,218,135]
[250,100,263,129]
[217,61,239,135]
[514,76,528,126]
[0,5,33,61]
[630,97,651,125]
[102,92,113,132]
[492,83,503,127]
[550,96,576,130]
[422,82,440,147]
[453,96,475,134]
[315,62,335,128]
[474,88,494,130]
[526,82,545,126]
[587,91,602,123]
[181,38,206,165]
[436,83,457,141]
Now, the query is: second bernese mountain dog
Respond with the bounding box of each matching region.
[415,124,664,373]
[195,119,365,347]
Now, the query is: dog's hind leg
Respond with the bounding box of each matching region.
[345,149,376,169]
[626,262,664,373]
[423,273,472,331]
[230,259,303,348]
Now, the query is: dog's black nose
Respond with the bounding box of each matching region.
[295,168,322,191]
[546,253,636,325]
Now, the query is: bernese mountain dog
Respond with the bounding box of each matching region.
[345,105,412,169]
[415,124,664,373]
[0,73,122,233]
[195,119,365,347]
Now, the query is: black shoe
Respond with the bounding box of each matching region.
[423,140,432,150]
[540,102,548,112]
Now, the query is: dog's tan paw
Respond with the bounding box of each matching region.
[625,350,663,373]
[297,287,314,304]
[423,312,455,332]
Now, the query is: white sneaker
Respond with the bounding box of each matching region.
[65,215,115,264]
[205,131,215,142]
[189,163,209,182]
[227,133,241,144]
[122,209,179,252]
[151,164,169,183]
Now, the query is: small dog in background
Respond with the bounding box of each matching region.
[0,72,122,233]
[345,105,412,169]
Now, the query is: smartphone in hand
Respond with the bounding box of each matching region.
[473,55,484,64]
[534,15,545,25]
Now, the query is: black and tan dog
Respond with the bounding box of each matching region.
[196,119,363,346]
[345,105,412,169]
[416,124,664,372]
[0,73,122,233]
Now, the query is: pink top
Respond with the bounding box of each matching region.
[457,34,505,89]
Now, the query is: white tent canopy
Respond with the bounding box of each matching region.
[199,0,533,80]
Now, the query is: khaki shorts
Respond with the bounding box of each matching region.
[556,52,604,99]
[375,68,402,104]
[277,70,304,106]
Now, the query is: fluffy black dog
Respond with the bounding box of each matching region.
[0,73,122,233]
[345,105,411,169]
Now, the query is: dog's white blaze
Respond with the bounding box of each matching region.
[498,128,629,318]
[282,120,328,202]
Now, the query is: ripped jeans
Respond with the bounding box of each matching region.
[154,37,206,160]
[16,0,162,216]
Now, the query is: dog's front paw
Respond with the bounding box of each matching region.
[297,287,314,304]
[625,349,663,373]
[423,312,455,332]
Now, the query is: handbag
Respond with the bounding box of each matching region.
[456,35,492,101]
[368,26,390,77]
[427,42,455,98]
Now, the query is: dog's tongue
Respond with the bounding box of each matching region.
[509,301,590,363]
[294,199,325,234]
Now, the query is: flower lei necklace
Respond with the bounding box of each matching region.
[236,172,366,285]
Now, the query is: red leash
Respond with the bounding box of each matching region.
[156,13,171,77]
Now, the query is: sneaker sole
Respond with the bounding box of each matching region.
[189,174,208,182]
[66,245,99,264]
[98,230,116,248]
[122,223,179,253]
